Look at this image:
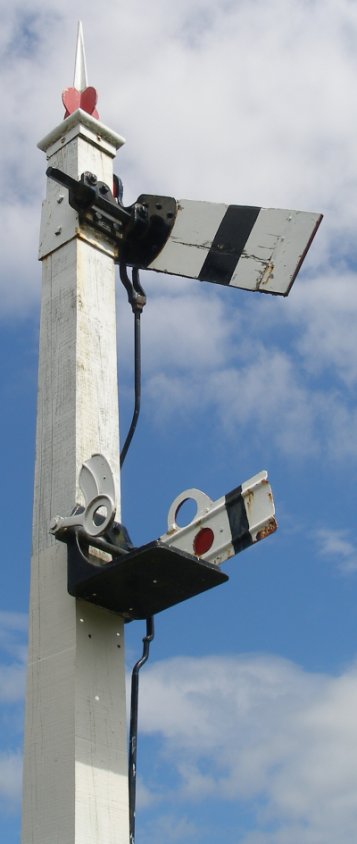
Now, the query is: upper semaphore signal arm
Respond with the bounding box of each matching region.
[46,167,322,296]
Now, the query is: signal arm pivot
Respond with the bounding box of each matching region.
[50,455,276,620]
[46,167,322,296]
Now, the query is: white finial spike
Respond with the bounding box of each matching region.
[73,21,88,91]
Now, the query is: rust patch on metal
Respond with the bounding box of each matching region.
[256,518,277,541]
[244,491,254,510]
[258,262,274,288]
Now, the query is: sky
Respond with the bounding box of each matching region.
[1,0,357,842]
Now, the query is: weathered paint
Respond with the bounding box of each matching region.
[149,199,322,296]
[160,471,276,565]
[22,108,129,844]
[38,112,124,259]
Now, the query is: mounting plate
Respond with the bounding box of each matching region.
[68,539,228,620]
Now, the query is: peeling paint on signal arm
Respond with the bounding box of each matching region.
[149,202,322,296]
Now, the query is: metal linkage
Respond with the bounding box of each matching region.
[49,454,133,557]
[46,167,177,267]
[128,617,155,844]
[46,166,323,297]
[48,453,229,621]
[119,264,147,468]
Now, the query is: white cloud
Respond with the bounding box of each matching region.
[141,812,200,843]
[143,288,237,372]
[0,0,356,467]
[0,205,39,319]
[114,232,354,464]
[0,664,26,704]
[137,653,357,843]
[0,751,22,807]
[135,778,159,810]
[282,272,357,390]
[0,610,27,702]
[0,611,27,632]
[315,528,357,573]
[0,611,27,662]
[1,2,357,835]
[144,325,357,461]
[0,613,26,806]
[1,0,357,315]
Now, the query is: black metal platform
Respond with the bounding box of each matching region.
[67,538,228,620]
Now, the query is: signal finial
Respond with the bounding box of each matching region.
[73,21,88,92]
[62,22,99,119]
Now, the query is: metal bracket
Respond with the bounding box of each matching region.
[49,454,133,555]
[49,457,276,620]
[49,454,228,619]
[119,264,147,315]
[46,167,177,266]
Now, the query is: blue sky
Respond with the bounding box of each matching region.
[1,1,357,842]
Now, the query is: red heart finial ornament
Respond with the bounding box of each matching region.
[62,86,99,119]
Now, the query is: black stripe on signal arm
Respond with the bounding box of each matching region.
[225,485,252,554]
[198,204,261,285]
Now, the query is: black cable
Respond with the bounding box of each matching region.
[128,617,155,844]
[119,263,146,468]
[119,261,150,840]
[120,309,142,468]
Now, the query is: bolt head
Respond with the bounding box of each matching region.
[49,516,59,532]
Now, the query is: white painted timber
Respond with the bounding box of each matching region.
[38,110,125,258]
[22,111,129,844]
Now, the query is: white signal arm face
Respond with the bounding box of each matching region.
[160,471,277,566]
[148,200,322,296]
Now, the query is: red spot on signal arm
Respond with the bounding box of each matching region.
[193,528,214,557]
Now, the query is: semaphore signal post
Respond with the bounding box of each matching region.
[22,25,129,844]
[22,23,322,844]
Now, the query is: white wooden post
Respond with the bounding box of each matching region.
[21,32,130,844]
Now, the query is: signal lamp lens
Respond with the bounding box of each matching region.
[193,528,214,557]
